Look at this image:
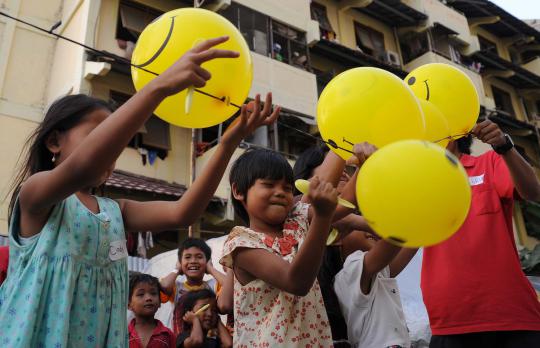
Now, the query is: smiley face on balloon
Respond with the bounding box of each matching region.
[405,63,480,139]
[317,67,426,160]
[131,8,253,128]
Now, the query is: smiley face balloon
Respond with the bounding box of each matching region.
[131,8,253,128]
[317,67,425,160]
[405,63,479,139]
[357,140,471,247]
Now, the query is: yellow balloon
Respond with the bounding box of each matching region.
[418,99,451,148]
[317,68,425,160]
[131,8,253,128]
[405,63,479,138]
[356,140,471,247]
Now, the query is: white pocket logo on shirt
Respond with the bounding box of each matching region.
[469,174,484,186]
[109,240,128,261]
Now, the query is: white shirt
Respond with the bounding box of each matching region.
[334,250,411,348]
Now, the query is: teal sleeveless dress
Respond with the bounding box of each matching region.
[0,195,128,347]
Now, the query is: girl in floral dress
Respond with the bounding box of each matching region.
[220,148,359,347]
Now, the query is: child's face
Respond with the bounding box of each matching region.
[193,298,218,331]
[181,247,207,281]
[49,108,115,187]
[244,178,294,226]
[129,282,160,317]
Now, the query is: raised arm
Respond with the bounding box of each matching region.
[389,248,418,277]
[234,177,337,296]
[473,119,540,201]
[360,240,401,294]
[19,37,239,236]
[118,93,280,233]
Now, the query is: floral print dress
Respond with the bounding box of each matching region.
[220,202,333,348]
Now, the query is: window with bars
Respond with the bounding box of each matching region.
[219,3,310,70]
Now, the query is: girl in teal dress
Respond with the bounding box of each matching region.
[0,36,280,347]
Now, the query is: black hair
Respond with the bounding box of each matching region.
[457,134,473,155]
[129,272,161,301]
[7,94,114,221]
[229,148,294,224]
[181,289,217,330]
[178,238,212,261]
[292,145,329,195]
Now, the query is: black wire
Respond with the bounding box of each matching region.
[0,11,241,107]
[0,11,463,154]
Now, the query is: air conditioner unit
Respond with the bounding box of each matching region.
[380,50,401,67]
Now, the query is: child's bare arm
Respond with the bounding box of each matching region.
[361,240,401,294]
[216,268,234,314]
[234,177,337,296]
[217,320,233,348]
[389,248,418,277]
[19,37,238,237]
[159,271,178,296]
[182,312,204,348]
[301,151,345,203]
[117,94,280,233]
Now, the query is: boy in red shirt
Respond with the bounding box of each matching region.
[129,273,175,348]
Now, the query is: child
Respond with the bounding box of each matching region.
[128,273,175,347]
[160,238,229,335]
[0,36,280,347]
[333,232,418,348]
[176,289,232,348]
[220,148,359,347]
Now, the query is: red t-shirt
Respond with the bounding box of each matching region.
[422,151,540,335]
[0,246,8,286]
[128,318,175,348]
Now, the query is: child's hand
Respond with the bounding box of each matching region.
[221,93,280,145]
[151,36,240,97]
[183,311,199,324]
[347,142,378,167]
[308,176,338,218]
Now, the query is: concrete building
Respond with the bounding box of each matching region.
[0,0,538,256]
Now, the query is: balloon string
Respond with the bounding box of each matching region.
[433,132,471,144]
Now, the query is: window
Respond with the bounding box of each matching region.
[310,2,336,41]
[399,31,429,64]
[271,20,309,68]
[110,91,171,152]
[220,3,270,56]
[478,36,498,55]
[491,86,515,117]
[354,22,385,57]
[220,3,310,70]
[116,0,162,42]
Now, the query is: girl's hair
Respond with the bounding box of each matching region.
[178,238,212,260]
[7,94,113,221]
[229,148,294,224]
[128,272,161,301]
[181,289,217,331]
[292,145,329,195]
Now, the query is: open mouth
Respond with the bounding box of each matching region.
[143,304,156,309]
[187,265,200,272]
